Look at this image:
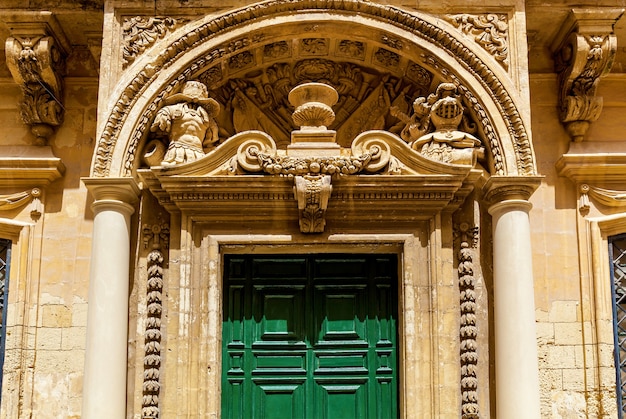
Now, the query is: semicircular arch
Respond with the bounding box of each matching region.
[90,0,536,178]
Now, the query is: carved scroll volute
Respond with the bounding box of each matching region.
[552,9,623,142]
[293,175,332,233]
[4,15,69,145]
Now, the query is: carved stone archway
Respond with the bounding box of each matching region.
[82,2,543,419]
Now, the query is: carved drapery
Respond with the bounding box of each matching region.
[552,9,624,142]
[90,0,536,179]
[0,188,42,220]
[456,222,480,419]
[4,13,69,145]
[141,221,169,418]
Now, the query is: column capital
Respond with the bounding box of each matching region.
[482,176,542,207]
[82,177,141,204]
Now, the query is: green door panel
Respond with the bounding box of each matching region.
[222,255,398,419]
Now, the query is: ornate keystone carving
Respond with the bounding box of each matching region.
[552,9,624,142]
[293,175,332,233]
[447,14,509,70]
[4,13,69,145]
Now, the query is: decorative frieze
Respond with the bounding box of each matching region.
[552,9,624,142]
[4,12,69,145]
[447,14,509,70]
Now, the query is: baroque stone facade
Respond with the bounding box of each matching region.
[0,1,625,418]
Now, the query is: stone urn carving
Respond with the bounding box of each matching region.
[288,82,339,130]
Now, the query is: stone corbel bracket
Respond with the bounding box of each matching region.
[293,175,332,233]
[3,11,70,145]
[552,9,624,142]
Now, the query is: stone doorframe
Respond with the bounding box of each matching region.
[81,1,543,418]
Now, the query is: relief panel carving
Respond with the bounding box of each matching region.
[122,16,187,68]
[447,13,509,70]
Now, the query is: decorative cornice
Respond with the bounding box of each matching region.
[447,13,509,70]
[122,16,187,68]
[3,11,70,145]
[0,146,65,188]
[90,0,534,178]
[552,8,624,142]
[556,145,626,184]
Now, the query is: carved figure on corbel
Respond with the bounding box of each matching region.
[553,10,623,142]
[392,83,482,165]
[293,175,332,233]
[5,35,66,145]
[149,81,221,166]
[141,221,170,418]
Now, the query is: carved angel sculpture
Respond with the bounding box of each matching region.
[150,81,220,166]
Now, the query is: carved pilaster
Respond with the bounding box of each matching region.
[454,222,480,419]
[141,220,169,418]
[552,9,624,142]
[293,175,332,233]
[4,12,69,145]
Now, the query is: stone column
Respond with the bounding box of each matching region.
[81,178,140,419]
[484,177,542,419]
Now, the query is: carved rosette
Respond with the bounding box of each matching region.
[447,14,509,70]
[294,175,332,233]
[456,222,480,419]
[5,33,66,144]
[553,9,623,142]
[141,222,169,418]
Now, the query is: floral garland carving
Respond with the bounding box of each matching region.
[122,17,186,68]
[141,222,169,418]
[447,14,509,70]
[91,0,533,178]
[456,222,480,419]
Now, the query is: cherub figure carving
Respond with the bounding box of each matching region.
[150,81,220,166]
[389,96,430,143]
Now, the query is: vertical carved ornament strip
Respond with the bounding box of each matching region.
[142,223,169,418]
[457,223,479,419]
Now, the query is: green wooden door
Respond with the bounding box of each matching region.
[222,254,398,419]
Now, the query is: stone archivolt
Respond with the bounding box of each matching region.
[91,0,536,179]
